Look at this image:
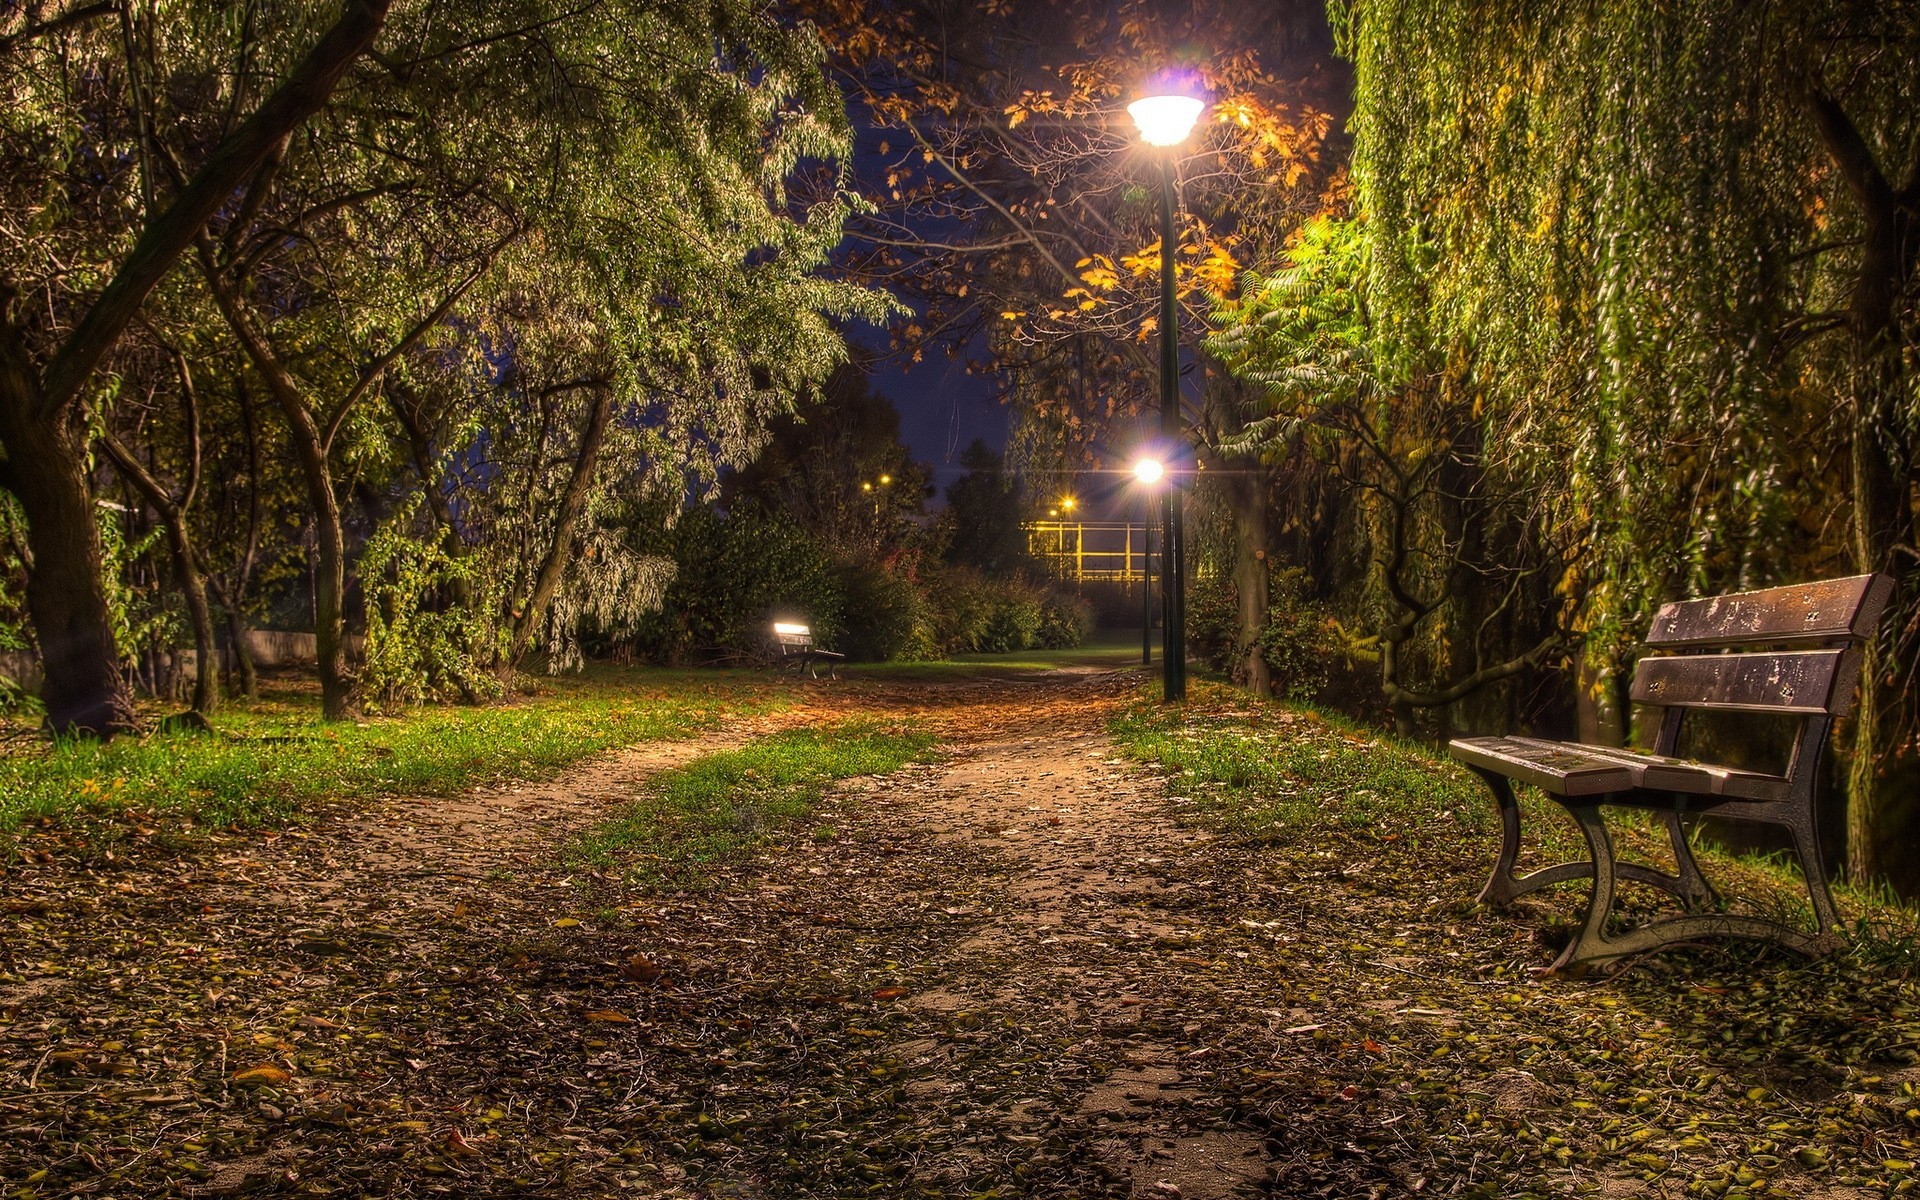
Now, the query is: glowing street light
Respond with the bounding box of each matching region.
[1133,458,1164,485]
[1126,94,1205,147]
[1060,495,1077,513]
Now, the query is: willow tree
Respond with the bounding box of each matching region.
[1213,215,1578,733]
[1336,2,1919,882]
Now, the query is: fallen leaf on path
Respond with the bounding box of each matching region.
[872,987,909,1000]
[621,953,662,983]
[443,1129,485,1157]
[582,1009,632,1023]
[231,1064,290,1086]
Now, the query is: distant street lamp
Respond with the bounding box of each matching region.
[1127,84,1203,702]
[1133,457,1165,667]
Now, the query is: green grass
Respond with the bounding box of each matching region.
[842,634,1150,681]
[1111,680,1503,846]
[572,719,936,885]
[1110,679,1917,942]
[0,665,787,836]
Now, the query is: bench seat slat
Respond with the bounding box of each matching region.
[1449,736,1636,797]
[1499,737,1788,802]
[1629,648,1854,715]
[1646,574,1891,648]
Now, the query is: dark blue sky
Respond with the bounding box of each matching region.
[862,336,1009,492]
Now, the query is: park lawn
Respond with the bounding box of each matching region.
[572,719,937,887]
[0,665,791,838]
[840,635,1148,681]
[1113,681,1920,1199]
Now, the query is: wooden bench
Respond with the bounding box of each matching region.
[770,622,843,679]
[1450,573,1892,975]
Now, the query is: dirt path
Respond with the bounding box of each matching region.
[1,668,1336,1199]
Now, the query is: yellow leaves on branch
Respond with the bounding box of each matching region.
[1075,254,1119,293]
[1003,89,1058,129]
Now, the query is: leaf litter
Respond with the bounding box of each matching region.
[5,669,1920,1198]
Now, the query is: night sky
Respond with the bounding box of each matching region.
[856,330,1009,493]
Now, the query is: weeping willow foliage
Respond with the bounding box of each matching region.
[1334,0,1914,655]
[1209,0,1920,881]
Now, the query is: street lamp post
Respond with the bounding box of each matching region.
[1133,457,1164,667]
[1127,88,1203,702]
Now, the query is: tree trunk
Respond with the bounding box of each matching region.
[505,387,614,669]
[506,387,615,670]
[0,395,136,735]
[214,579,259,698]
[1199,369,1275,698]
[1230,475,1272,698]
[1808,85,1920,886]
[302,433,355,720]
[1575,643,1625,748]
[99,435,218,717]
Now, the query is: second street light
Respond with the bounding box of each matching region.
[1127,85,1204,702]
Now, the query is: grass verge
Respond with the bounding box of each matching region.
[572,719,935,886]
[0,665,787,836]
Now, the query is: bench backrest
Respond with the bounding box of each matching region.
[1629,574,1891,720]
[771,622,815,650]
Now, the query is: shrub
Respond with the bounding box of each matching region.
[1191,566,1342,702]
[978,580,1042,652]
[923,565,996,654]
[1036,588,1094,649]
[836,564,927,662]
[359,509,505,709]
[633,507,844,664]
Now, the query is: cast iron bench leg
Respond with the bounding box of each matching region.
[1550,804,1837,976]
[1662,810,1718,911]
[1472,769,1703,909]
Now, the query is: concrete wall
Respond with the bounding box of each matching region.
[0,650,36,690]
[0,631,365,692]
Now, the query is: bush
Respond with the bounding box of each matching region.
[836,564,927,662]
[633,507,844,664]
[916,566,1079,655]
[978,581,1042,652]
[923,566,996,654]
[1036,589,1094,649]
[1191,567,1342,701]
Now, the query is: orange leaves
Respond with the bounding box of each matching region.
[231,1064,291,1087]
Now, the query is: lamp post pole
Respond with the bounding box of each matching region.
[1127,86,1201,702]
[1141,503,1153,666]
[1156,156,1186,702]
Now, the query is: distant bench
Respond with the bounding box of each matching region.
[1450,574,1891,975]
[771,622,843,679]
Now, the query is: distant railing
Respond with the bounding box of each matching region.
[1025,521,1150,583]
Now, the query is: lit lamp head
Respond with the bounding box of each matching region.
[878,473,892,486]
[1133,458,1165,485]
[1127,92,1205,147]
[1060,496,1077,513]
